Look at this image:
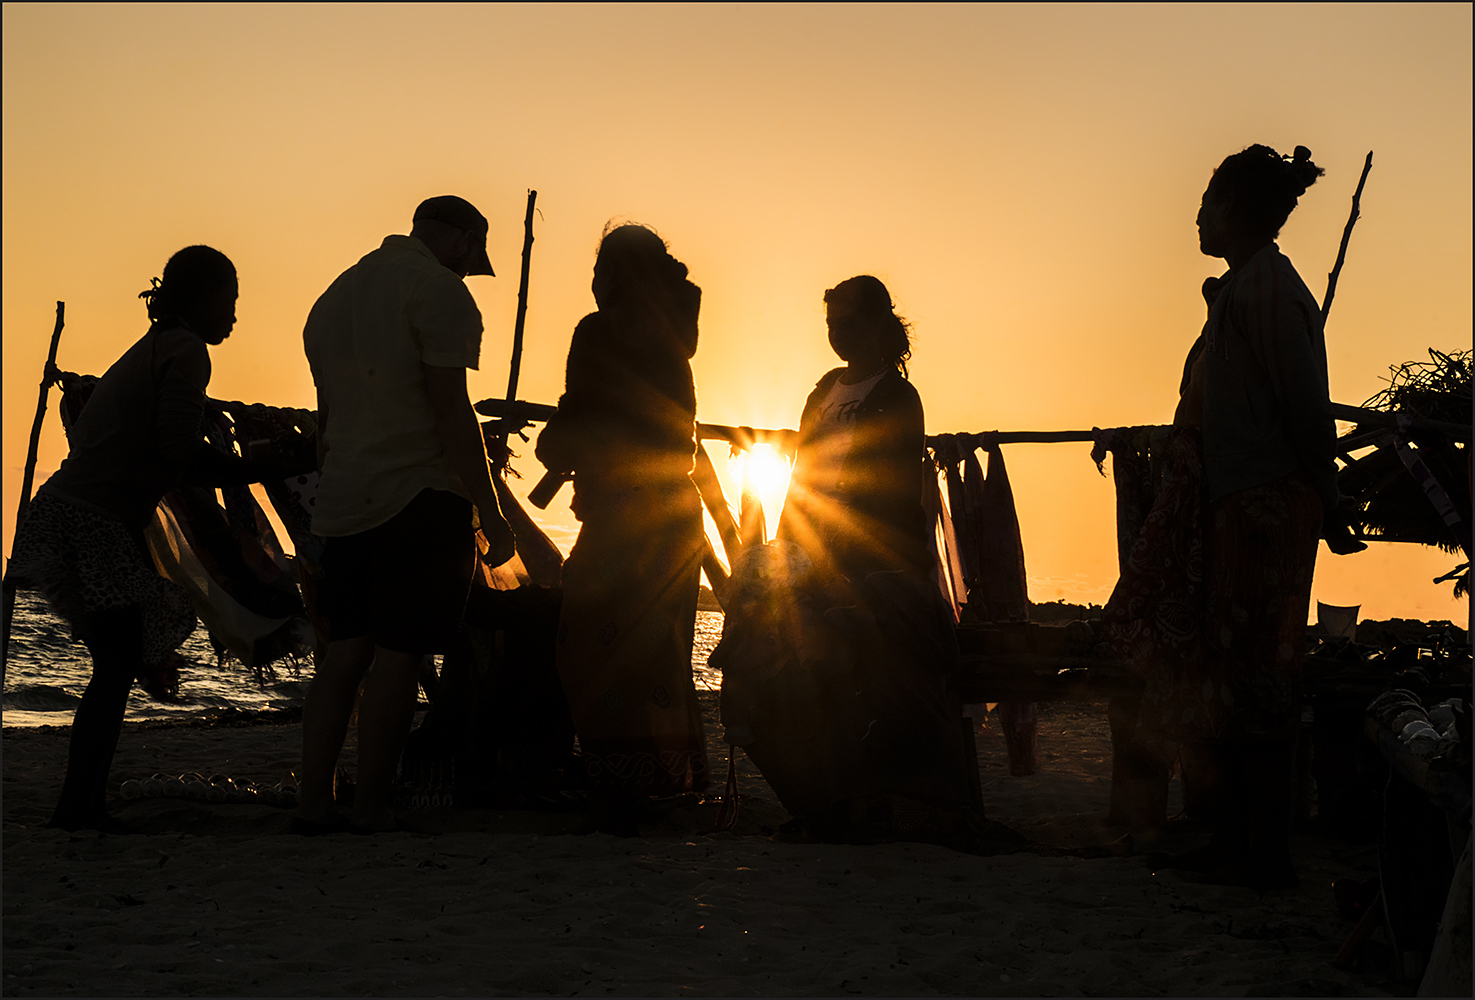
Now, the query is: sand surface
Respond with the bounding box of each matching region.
[4,695,1399,997]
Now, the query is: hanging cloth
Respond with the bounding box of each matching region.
[969,446,1029,621]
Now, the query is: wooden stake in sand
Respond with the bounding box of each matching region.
[1321,151,1374,322]
[2,301,67,685]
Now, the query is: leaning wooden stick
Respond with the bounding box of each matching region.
[501,189,538,446]
[1321,150,1374,322]
[2,301,67,684]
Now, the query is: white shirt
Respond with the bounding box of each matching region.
[806,369,885,497]
[304,235,483,536]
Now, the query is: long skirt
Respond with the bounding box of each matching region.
[7,492,195,667]
[556,481,709,795]
[1102,430,1322,749]
[713,541,980,846]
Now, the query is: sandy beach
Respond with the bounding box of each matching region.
[4,694,1399,997]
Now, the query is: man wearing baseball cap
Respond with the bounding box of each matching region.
[295,194,515,833]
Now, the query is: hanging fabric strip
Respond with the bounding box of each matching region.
[922,472,963,621]
[973,446,1030,621]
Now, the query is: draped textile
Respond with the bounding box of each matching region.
[971,447,1029,621]
[713,541,980,846]
[1101,427,1322,747]
[718,369,979,842]
[8,492,195,669]
[538,275,709,796]
[556,481,709,794]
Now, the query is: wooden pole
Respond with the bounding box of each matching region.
[1322,151,1374,323]
[2,301,67,684]
[692,445,744,568]
[502,189,537,445]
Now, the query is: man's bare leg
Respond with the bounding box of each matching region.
[350,646,421,829]
[297,636,374,824]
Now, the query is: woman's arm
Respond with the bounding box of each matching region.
[534,314,606,475]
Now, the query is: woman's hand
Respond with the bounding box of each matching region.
[1324,495,1368,555]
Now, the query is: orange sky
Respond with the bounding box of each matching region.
[4,3,1471,623]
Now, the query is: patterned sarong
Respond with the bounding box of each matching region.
[7,492,195,667]
[1102,428,1322,747]
[556,480,709,795]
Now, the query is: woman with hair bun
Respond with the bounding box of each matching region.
[1105,145,1364,887]
[7,245,262,832]
[536,223,710,836]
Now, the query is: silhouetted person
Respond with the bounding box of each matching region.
[719,276,979,848]
[294,195,516,834]
[8,246,260,832]
[1103,145,1364,887]
[778,275,932,581]
[535,224,709,836]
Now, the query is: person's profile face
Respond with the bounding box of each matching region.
[195,284,238,345]
[1196,186,1233,259]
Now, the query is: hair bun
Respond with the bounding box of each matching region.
[1287,145,1323,196]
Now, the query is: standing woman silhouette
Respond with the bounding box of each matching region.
[535,224,709,836]
[1105,145,1363,887]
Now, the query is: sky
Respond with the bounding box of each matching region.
[4,3,1471,623]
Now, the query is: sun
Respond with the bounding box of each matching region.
[739,444,791,498]
[726,443,792,539]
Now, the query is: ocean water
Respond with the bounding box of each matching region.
[1,589,726,728]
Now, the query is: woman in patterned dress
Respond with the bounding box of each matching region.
[7,246,258,831]
[535,224,709,836]
[1103,145,1365,887]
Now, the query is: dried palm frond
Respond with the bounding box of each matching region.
[1339,348,1470,596]
[1362,348,1471,424]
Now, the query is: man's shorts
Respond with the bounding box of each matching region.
[317,488,475,654]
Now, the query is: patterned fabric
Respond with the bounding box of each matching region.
[8,493,195,667]
[556,481,709,795]
[1100,427,1206,733]
[1201,472,1322,739]
[1102,428,1322,747]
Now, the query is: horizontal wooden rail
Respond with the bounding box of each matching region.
[930,430,1107,445]
[475,396,801,452]
[1330,402,1471,441]
[475,397,1470,453]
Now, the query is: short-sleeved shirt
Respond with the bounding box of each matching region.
[304,235,483,537]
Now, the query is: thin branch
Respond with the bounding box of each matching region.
[1322,151,1374,323]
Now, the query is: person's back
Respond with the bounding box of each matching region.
[294,195,515,835]
[304,235,483,537]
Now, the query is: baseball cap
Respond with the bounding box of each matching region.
[413,195,495,276]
